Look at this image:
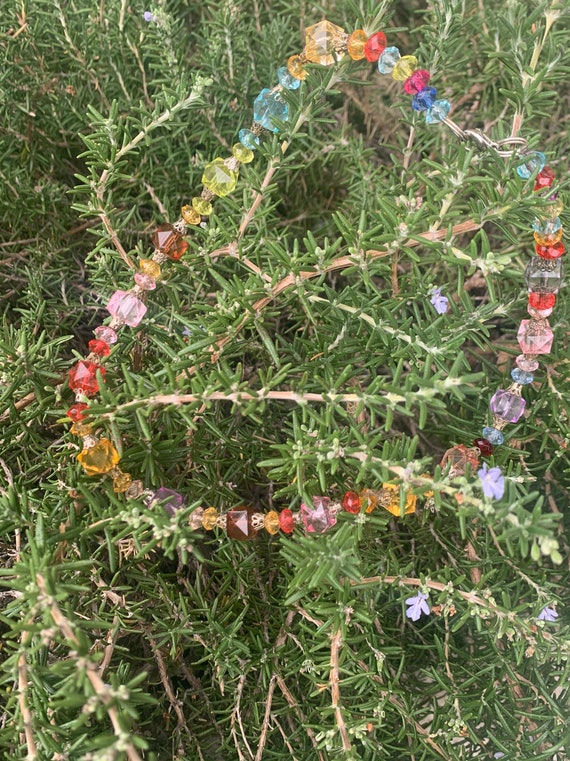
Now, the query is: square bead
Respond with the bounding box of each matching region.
[226,507,257,540]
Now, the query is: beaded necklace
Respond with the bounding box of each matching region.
[64,18,564,539]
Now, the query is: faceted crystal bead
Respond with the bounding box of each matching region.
[192,197,213,216]
[473,438,493,457]
[534,228,563,246]
[232,143,254,164]
[359,488,379,513]
[517,319,554,354]
[489,389,526,423]
[277,66,301,90]
[152,487,185,516]
[528,305,553,319]
[482,427,504,445]
[524,257,564,293]
[69,360,105,396]
[278,508,295,534]
[363,31,387,62]
[181,205,201,225]
[534,166,555,190]
[304,20,346,66]
[202,507,218,530]
[440,444,480,476]
[536,240,565,260]
[139,259,161,279]
[253,89,289,132]
[378,46,400,74]
[538,198,564,219]
[511,368,534,384]
[88,339,111,357]
[70,421,92,436]
[227,506,257,540]
[112,471,132,493]
[151,223,188,260]
[347,30,368,60]
[67,402,89,422]
[287,54,307,81]
[77,438,120,476]
[342,491,361,514]
[528,292,556,309]
[134,272,156,291]
[403,69,431,94]
[516,354,539,372]
[238,128,261,150]
[392,55,418,81]
[106,290,147,327]
[300,496,337,534]
[412,86,437,111]
[189,507,205,530]
[516,152,546,179]
[202,157,239,197]
[425,99,451,124]
[264,510,281,535]
[125,480,144,499]
[94,325,118,344]
[532,217,562,236]
[381,483,417,516]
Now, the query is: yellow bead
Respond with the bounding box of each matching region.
[304,20,346,66]
[139,259,161,279]
[192,196,213,216]
[347,30,368,60]
[287,54,307,80]
[539,199,564,219]
[202,157,238,197]
[232,143,254,164]
[392,55,418,81]
[264,510,280,535]
[202,506,218,531]
[113,471,132,493]
[381,483,417,516]
[70,422,92,436]
[181,205,201,225]
[77,438,120,476]
[359,488,379,514]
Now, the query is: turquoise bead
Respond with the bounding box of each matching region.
[238,128,260,150]
[511,368,534,384]
[277,66,301,90]
[482,427,504,446]
[425,99,451,124]
[516,152,546,179]
[532,216,561,235]
[253,88,289,132]
[377,46,400,74]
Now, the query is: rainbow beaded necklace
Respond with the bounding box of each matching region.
[64,19,564,539]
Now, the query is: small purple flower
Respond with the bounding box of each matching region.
[477,463,505,500]
[143,11,155,22]
[405,592,430,622]
[537,606,558,622]
[430,287,448,315]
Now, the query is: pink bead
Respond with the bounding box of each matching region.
[94,325,118,344]
[106,289,147,327]
[517,319,554,355]
[403,69,431,94]
[527,306,553,319]
[134,272,157,291]
[515,354,539,372]
[300,496,337,534]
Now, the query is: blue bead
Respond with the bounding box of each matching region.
[238,128,260,150]
[511,368,534,384]
[253,88,289,133]
[532,216,562,235]
[516,152,546,179]
[425,99,451,124]
[482,427,504,446]
[277,66,301,90]
[377,46,400,74]
[412,86,437,112]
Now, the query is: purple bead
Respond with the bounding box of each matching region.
[152,487,185,516]
[300,496,337,534]
[489,389,526,423]
[106,289,147,327]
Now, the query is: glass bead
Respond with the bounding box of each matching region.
[279,508,295,534]
[232,143,254,164]
[528,292,556,309]
[277,66,301,90]
[238,128,260,151]
[202,157,239,197]
[227,506,257,540]
[70,422,92,437]
[192,197,213,216]
[528,306,553,319]
[139,259,161,279]
[134,272,156,291]
[106,290,147,327]
[482,427,504,445]
[412,86,437,112]
[304,20,345,66]
[300,496,337,534]
[473,438,493,456]
[67,402,89,422]
[287,54,307,81]
[425,99,451,124]
[125,480,144,499]
[524,257,564,294]
[342,491,361,514]
[189,507,205,530]
[113,471,132,493]
[440,444,479,476]
[403,69,431,94]
[77,438,120,476]
[359,488,379,513]
[517,319,554,354]
[69,360,105,396]
[534,228,563,246]
[536,240,565,260]
[392,55,418,81]
[151,223,188,260]
[347,30,368,60]
[538,199,564,219]
[88,339,111,357]
[532,216,562,236]
[181,205,201,225]
[152,487,185,516]
[534,166,555,190]
[377,46,400,74]
[516,354,539,372]
[511,368,534,385]
[516,152,546,179]
[94,325,118,344]
[264,510,281,535]
[489,389,526,423]
[202,507,218,531]
[253,88,289,133]
[364,31,387,62]
[380,483,417,516]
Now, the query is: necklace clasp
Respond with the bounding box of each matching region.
[442,118,528,158]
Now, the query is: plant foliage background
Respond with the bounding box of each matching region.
[0,0,569,758]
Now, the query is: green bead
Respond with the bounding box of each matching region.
[232,143,254,164]
[192,196,213,216]
[202,158,238,197]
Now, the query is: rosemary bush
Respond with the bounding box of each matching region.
[1,0,569,758]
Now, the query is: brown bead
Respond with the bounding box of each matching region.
[226,506,257,540]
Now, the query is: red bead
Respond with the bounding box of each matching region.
[536,240,565,260]
[342,491,361,514]
[67,402,89,422]
[364,31,387,62]
[278,508,295,534]
[151,224,188,261]
[473,438,493,457]
[88,339,111,357]
[68,360,105,396]
[528,292,556,310]
[534,166,555,191]
[403,69,430,94]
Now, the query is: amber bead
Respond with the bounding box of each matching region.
[287,54,307,80]
[304,20,345,66]
[202,506,218,530]
[70,422,92,437]
[279,508,295,533]
[347,30,368,60]
[343,491,361,514]
[67,402,89,422]
[227,506,257,540]
[359,489,379,513]
[113,471,132,493]
[264,510,281,535]
[181,205,201,225]
[152,223,189,260]
[77,438,120,476]
[139,259,161,279]
[381,483,417,516]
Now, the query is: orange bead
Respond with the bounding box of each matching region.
[264,510,280,535]
[77,438,120,476]
[381,484,417,516]
[347,29,368,60]
[202,507,218,530]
